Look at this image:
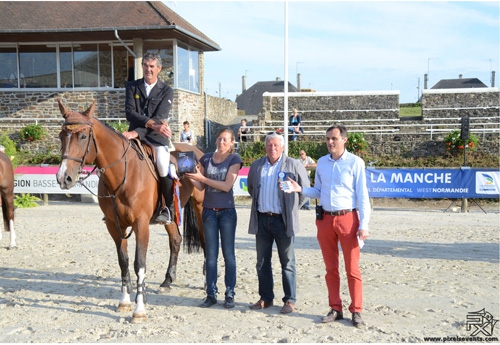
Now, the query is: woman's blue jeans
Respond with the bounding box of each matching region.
[202,207,237,298]
[255,213,296,304]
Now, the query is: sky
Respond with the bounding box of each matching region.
[167,1,499,104]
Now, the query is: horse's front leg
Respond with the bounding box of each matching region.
[8,219,16,249]
[131,222,150,323]
[159,223,182,291]
[114,238,133,313]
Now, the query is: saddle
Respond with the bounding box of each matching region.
[129,138,181,182]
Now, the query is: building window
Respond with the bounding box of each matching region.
[0,47,17,88]
[60,45,73,88]
[20,45,57,88]
[177,43,199,93]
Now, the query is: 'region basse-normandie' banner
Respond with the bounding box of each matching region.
[14,166,499,199]
[14,166,98,194]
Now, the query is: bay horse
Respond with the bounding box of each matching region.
[55,99,204,323]
[0,151,16,249]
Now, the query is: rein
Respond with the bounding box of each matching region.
[61,119,133,239]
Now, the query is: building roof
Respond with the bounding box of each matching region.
[0,1,220,51]
[431,78,488,89]
[236,80,299,116]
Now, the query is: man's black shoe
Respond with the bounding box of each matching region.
[321,309,343,323]
[200,296,217,308]
[352,312,365,328]
[224,296,235,308]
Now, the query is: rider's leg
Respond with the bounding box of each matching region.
[154,145,174,224]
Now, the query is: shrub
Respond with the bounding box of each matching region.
[443,130,479,155]
[14,193,41,208]
[347,132,368,156]
[19,124,46,141]
[108,121,129,133]
[0,133,18,166]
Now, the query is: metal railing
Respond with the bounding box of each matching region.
[240,116,499,141]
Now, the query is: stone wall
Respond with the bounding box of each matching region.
[261,91,400,123]
[422,88,500,119]
[1,88,497,159]
[259,89,499,158]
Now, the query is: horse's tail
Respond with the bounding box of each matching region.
[182,196,202,253]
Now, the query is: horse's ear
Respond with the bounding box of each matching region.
[82,100,97,119]
[57,99,72,119]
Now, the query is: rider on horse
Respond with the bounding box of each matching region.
[122,52,175,224]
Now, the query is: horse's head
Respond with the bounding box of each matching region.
[56,99,97,190]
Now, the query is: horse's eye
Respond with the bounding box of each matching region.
[80,134,87,140]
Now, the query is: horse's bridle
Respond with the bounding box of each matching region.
[61,120,96,169]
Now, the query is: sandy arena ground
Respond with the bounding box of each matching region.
[0,199,498,343]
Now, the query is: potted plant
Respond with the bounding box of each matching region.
[19,124,46,141]
[444,130,479,155]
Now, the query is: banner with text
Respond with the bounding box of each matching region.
[14,166,98,194]
[14,166,499,199]
[366,168,499,199]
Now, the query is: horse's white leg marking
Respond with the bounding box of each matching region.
[134,268,146,316]
[119,284,132,306]
[9,220,16,248]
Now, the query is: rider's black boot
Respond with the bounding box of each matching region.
[155,176,174,224]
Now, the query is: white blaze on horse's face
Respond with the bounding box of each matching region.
[56,160,68,187]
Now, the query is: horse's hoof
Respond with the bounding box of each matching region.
[131,313,147,324]
[159,284,171,293]
[8,246,18,250]
[117,303,132,312]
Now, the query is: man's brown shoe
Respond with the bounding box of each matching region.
[280,302,295,314]
[321,309,343,323]
[352,312,365,328]
[249,299,273,310]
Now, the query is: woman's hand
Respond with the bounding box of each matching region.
[185,166,204,182]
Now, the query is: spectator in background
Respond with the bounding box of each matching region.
[238,118,250,142]
[298,150,316,210]
[288,108,304,141]
[180,120,194,145]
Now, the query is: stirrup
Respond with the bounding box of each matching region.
[155,208,172,225]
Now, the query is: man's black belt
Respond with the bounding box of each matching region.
[258,212,282,217]
[323,209,356,216]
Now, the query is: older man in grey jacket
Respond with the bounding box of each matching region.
[247,132,310,314]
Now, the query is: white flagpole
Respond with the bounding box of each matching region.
[284,0,289,155]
